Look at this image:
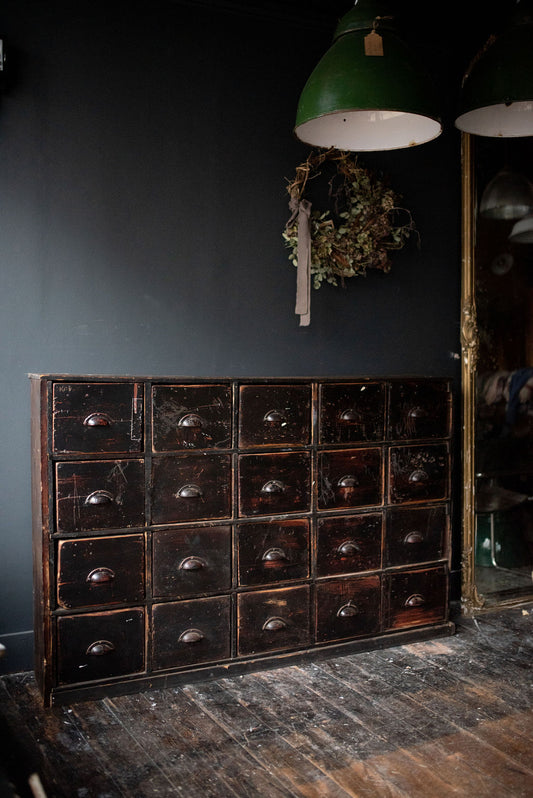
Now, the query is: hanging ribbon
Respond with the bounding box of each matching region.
[287,196,312,326]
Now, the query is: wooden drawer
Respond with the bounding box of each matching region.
[317,448,383,511]
[151,596,231,671]
[52,382,143,454]
[238,384,311,447]
[56,535,145,609]
[237,519,310,586]
[151,453,232,524]
[55,460,145,533]
[152,526,231,598]
[151,384,232,451]
[383,566,448,630]
[237,586,310,656]
[315,575,381,643]
[238,452,311,517]
[388,381,451,440]
[316,513,382,576]
[384,505,448,567]
[388,443,450,505]
[57,608,145,685]
[319,382,385,444]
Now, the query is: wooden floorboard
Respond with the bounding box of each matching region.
[1,605,533,798]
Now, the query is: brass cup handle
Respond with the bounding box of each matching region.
[83,412,112,427]
[403,531,425,545]
[408,469,429,485]
[178,413,204,429]
[86,567,115,585]
[86,640,115,656]
[261,479,286,495]
[338,475,358,488]
[408,406,427,419]
[179,556,206,571]
[176,484,203,499]
[263,409,287,425]
[337,540,360,557]
[85,490,114,506]
[179,629,204,644]
[337,601,359,618]
[262,616,287,632]
[340,408,361,422]
[404,593,425,608]
[262,547,288,563]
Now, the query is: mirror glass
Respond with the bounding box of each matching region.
[471,135,533,606]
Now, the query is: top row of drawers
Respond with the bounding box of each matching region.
[51,381,452,455]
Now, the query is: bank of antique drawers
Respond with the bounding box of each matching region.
[31,375,454,706]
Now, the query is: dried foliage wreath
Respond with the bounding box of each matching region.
[283,148,417,290]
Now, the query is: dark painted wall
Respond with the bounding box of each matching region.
[0,0,480,672]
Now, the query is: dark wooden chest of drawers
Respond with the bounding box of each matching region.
[30,375,454,707]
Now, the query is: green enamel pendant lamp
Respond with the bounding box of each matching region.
[294,0,442,151]
[455,0,533,137]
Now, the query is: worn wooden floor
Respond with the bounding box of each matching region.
[1,606,533,798]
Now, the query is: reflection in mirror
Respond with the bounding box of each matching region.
[467,135,533,608]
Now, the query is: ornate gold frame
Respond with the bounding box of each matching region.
[460,133,485,614]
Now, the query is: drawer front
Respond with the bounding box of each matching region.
[237,519,310,586]
[315,575,381,643]
[389,443,450,505]
[151,596,231,671]
[57,535,145,609]
[388,381,451,440]
[52,382,143,454]
[319,382,385,444]
[384,566,448,630]
[384,505,448,567]
[237,585,310,656]
[55,460,145,533]
[57,608,145,685]
[238,384,311,447]
[151,384,232,451]
[151,453,232,524]
[318,448,383,511]
[316,513,382,577]
[238,452,311,517]
[152,526,231,598]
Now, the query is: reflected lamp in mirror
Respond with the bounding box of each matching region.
[479,169,533,220]
[294,0,442,151]
[455,1,533,137]
[509,214,533,243]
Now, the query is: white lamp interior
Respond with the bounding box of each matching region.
[295,110,442,151]
[456,101,533,137]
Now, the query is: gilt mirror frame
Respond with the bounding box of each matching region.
[461,131,533,614]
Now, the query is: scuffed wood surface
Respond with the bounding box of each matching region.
[1,604,533,797]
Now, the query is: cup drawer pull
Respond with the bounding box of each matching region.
[178,413,204,429]
[179,556,206,571]
[408,469,429,485]
[261,479,286,495]
[86,640,115,656]
[179,628,204,644]
[263,409,287,425]
[337,540,360,557]
[404,593,425,608]
[408,406,427,419]
[262,616,287,632]
[338,475,358,488]
[86,567,116,584]
[83,412,112,427]
[337,601,359,618]
[85,490,114,506]
[340,409,361,422]
[176,484,203,499]
[404,531,425,545]
[262,547,288,563]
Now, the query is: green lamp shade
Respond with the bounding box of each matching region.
[294,7,442,151]
[455,17,533,137]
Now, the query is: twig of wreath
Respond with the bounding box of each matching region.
[283,148,417,325]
